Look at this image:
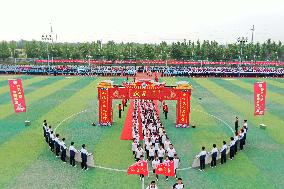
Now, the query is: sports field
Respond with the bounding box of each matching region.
[0,75,283,189]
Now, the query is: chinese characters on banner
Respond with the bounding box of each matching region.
[98,88,112,124]
[128,89,160,99]
[176,90,190,127]
[8,79,27,113]
[254,82,266,115]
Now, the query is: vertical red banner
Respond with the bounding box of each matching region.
[254,82,266,115]
[176,90,191,127]
[8,79,27,113]
[98,88,112,125]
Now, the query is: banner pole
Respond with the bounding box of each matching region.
[25,105,28,121]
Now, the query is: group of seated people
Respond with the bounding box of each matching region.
[42,120,92,171]
[0,64,283,77]
[196,119,248,171]
[131,100,181,181]
[0,65,137,76]
[160,66,284,77]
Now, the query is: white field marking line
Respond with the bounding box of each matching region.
[54,109,88,132]
[53,108,231,172]
[177,167,192,171]
[192,108,235,134]
[94,165,127,172]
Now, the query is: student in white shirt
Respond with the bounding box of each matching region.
[146,181,158,189]
[80,144,92,171]
[220,141,227,164]
[173,154,180,178]
[173,178,184,189]
[197,146,206,171]
[164,138,171,151]
[243,126,247,145]
[145,138,152,159]
[54,134,61,157]
[49,131,55,152]
[154,139,160,154]
[135,146,144,162]
[149,145,156,161]
[132,139,138,156]
[239,129,245,150]
[234,132,239,155]
[152,156,160,181]
[243,119,248,131]
[157,146,165,163]
[164,156,170,181]
[47,126,52,144]
[229,137,235,160]
[210,144,218,168]
[69,141,78,167]
[167,144,176,160]
[60,138,67,163]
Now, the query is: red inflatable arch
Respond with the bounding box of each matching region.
[98,79,192,128]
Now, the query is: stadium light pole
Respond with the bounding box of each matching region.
[237,37,248,77]
[275,51,278,62]
[41,34,52,74]
[86,55,92,67]
[250,25,255,43]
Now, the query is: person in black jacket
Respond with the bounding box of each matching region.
[234,117,239,133]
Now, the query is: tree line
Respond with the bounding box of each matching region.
[0,39,283,62]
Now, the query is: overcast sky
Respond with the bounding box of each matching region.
[0,0,283,44]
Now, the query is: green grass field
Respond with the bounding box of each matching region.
[0,75,283,189]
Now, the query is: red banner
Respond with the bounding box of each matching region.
[127,160,149,176]
[176,90,190,127]
[98,88,112,124]
[254,82,266,115]
[8,79,27,113]
[155,161,175,177]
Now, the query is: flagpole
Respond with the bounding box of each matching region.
[142,177,144,189]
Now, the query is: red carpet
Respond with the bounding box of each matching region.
[120,100,134,140]
[154,100,161,116]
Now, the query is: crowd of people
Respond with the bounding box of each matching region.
[0,64,283,77]
[131,100,181,182]
[161,66,284,77]
[196,118,248,171]
[42,120,92,171]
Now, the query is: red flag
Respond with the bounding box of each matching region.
[155,161,175,177]
[254,82,266,115]
[127,160,148,176]
[8,79,27,113]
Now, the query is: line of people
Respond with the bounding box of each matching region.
[42,120,92,171]
[131,100,181,182]
[196,118,248,171]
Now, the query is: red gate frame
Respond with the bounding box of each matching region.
[98,80,192,128]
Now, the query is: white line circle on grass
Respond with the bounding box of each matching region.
[54,108,233,172]
[54,109,88,132]
[192,108,235,134]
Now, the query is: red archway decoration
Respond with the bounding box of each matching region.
[98,79,192,128]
